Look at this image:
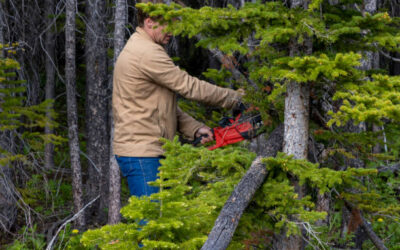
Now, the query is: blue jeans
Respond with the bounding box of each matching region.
[115,156,161,197]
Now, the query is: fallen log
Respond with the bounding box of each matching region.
[202,124,284,250]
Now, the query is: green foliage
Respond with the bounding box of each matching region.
[6,225,46,250]
[84,1,400,248]
[18,174,72,215]
[329,74,400,126]
[0,45,63,166]
[81,137,255,249]
[137,1,400,127]
[81,138,380,249]
[0,44,69,247]
[241,153,375,239]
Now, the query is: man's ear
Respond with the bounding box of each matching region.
[144,17,154,29]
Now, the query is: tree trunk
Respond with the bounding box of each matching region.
[361,0,378,72]
[85,0,110,223]
[275,1,311,247]
[274,80,310,250]
[201,125,284,250]
[0,2,4,47]
[44,0,56,170]
[390,1,400,75]
[283,82,310,160]
[65,0,85,229]
[108,0,127,225]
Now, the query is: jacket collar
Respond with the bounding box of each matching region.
[136,27,155,43]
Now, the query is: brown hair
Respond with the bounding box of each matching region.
[137,0,164,27]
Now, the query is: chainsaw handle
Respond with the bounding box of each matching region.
[192,132,213,146]
[192,134,208,146]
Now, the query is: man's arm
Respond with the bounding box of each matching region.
[176,107,204,141]
[139,47,241,109]
[176,107,213,144]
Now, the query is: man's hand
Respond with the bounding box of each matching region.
[195,126,214,144]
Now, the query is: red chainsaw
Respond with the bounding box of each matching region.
[192,107,263,150]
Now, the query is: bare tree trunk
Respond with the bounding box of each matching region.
[390,0,400,75]
[282,82,310,160]
[361,0,378,71]
[108,0,127,225]
[44,0,56,170]
[273,80,310,250]
[274,1,310,248]
[65,0,85,229]
[85,0,110,223]
[0,3,4,47]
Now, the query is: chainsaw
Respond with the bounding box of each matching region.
[192,106,263,150]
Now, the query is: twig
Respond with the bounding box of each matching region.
[46,195,100,250]
[79,150,101,173]
[207,46,259,90]
[377,163,400,173]
[297,221,328,250]
[379,49,400,63]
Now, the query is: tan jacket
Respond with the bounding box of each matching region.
[112,27,241,157]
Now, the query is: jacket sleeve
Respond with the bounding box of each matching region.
[139,46,241,109]
[176,107,204,140]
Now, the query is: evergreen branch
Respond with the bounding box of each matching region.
[170,0,258,90]
[201,40,258,90]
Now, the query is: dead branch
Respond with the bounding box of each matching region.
[45,195,100,250]
[201,124,283,250]
[377,163,400,174]
[333,188,389,250]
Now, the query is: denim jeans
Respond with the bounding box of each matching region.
[115,156,161,197]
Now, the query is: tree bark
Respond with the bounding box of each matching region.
[390,1,400,75]
[276,1,311,247]
[85,0,110,223]
[0,2,4,47]
[275,80,310,250]
[360,0,378,72]
[201,124,284,250]
[107,0,127,225]
[65,0,85,229]
[283,82,310,160]
[44,0,56,170]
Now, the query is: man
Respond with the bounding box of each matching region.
[112,0,242,197]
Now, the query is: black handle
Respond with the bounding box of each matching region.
[192,134,209,146]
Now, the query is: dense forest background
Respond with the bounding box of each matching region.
[1,0,400,249]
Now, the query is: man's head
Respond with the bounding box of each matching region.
[142,16,172,45]
[137,0,172,45]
